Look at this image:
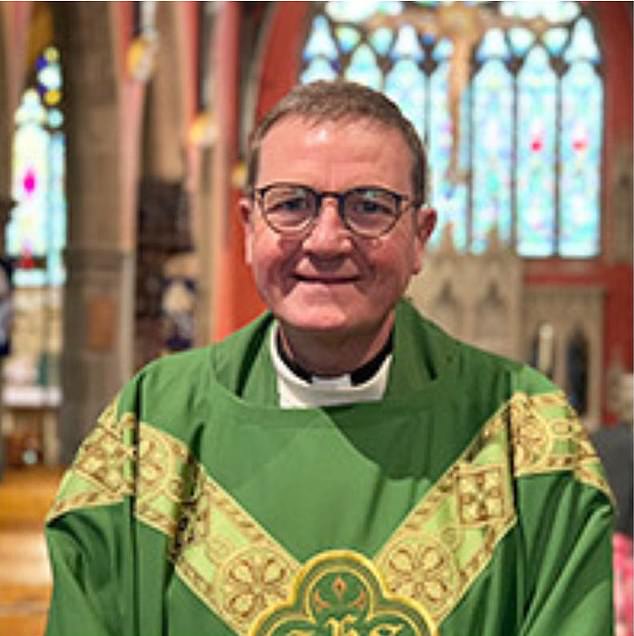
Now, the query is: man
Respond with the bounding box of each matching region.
[45,81,613,636]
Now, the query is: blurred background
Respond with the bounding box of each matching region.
[0,1,631,634]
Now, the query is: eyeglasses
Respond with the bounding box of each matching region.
[252,183,416,239]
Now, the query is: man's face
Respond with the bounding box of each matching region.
[241,116,436,342]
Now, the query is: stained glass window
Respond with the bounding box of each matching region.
[7,46,66,286]
[300,1,603,257]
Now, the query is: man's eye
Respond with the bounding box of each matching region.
[278,197,310,211]
[267,192,311,212]
[348,194,392,215]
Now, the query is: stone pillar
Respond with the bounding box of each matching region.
[58,246,135,464]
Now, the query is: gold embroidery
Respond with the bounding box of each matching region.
[131,424,300,636]
[47,387,612,633]
[457,465,507,526]
[510,391,613,500]
[221,547,292,628]
[250,550,438,636]
[375,412,516,626]
[378,536,457,619]
[47,396,135,521]
[135,423,200,541]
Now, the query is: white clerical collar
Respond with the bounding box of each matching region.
[269,323,392,409]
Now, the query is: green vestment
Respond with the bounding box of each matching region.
[45,300,614,636]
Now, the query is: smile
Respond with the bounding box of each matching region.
[293,274,359,284]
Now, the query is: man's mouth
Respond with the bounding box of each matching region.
[293,274,359,285]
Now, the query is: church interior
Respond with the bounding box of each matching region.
[0,1,632,633]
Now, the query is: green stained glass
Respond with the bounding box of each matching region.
[336,26,361,53]
[517,47,557,257]
[472,59,513,252]
[560,61,602,256]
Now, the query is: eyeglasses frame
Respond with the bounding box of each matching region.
[251,182,419,239]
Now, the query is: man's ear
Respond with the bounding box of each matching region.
[239,197,254,265]
[412,205,437,274]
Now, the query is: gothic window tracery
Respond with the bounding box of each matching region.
[300,1,603,258]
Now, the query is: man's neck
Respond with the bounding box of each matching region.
[277,314,395,378]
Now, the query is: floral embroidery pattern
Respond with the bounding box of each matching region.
[46,397,135,520]
[457,466,506,526]
[511,391,612,499]
[221,548,292,627]
[46,388,612,634]
[380,538,456,617]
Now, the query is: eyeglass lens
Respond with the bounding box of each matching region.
[259,185,402,237]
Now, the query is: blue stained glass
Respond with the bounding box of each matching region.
[368,27,393,56]
[345,44,382,89]
[304,16,338,59]
[428,61,467,250]
[48,108,64,128]
[432,38,453,61]
[476,28,509,61]
[385,59,425,138]
[543,28,569,55]
[565,18,600,63]
[508,27,536,56]
[517,47,557,256]
[301,57,338,83]
[45,132,67,285]
[472,59,513,252]
[392,25,423,60]
[559,61,602,256]
[336,26,361,53]
[301,1,602,259]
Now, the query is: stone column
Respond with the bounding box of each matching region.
[54,3,139,463]
[59,246,135,463]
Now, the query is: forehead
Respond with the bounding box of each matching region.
[257,116,413,191]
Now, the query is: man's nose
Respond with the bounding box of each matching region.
[302,198,352,253]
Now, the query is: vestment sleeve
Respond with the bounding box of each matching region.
[44,395,139,636]
[516,473,613,636]
[45,503,137,636]
[510,370,615,635]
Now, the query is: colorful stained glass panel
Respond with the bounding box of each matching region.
[300,1,603,258]
[559,61,602,256]
[472,59,513,252]
[8,48,66,287]
[516,46,557,256]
